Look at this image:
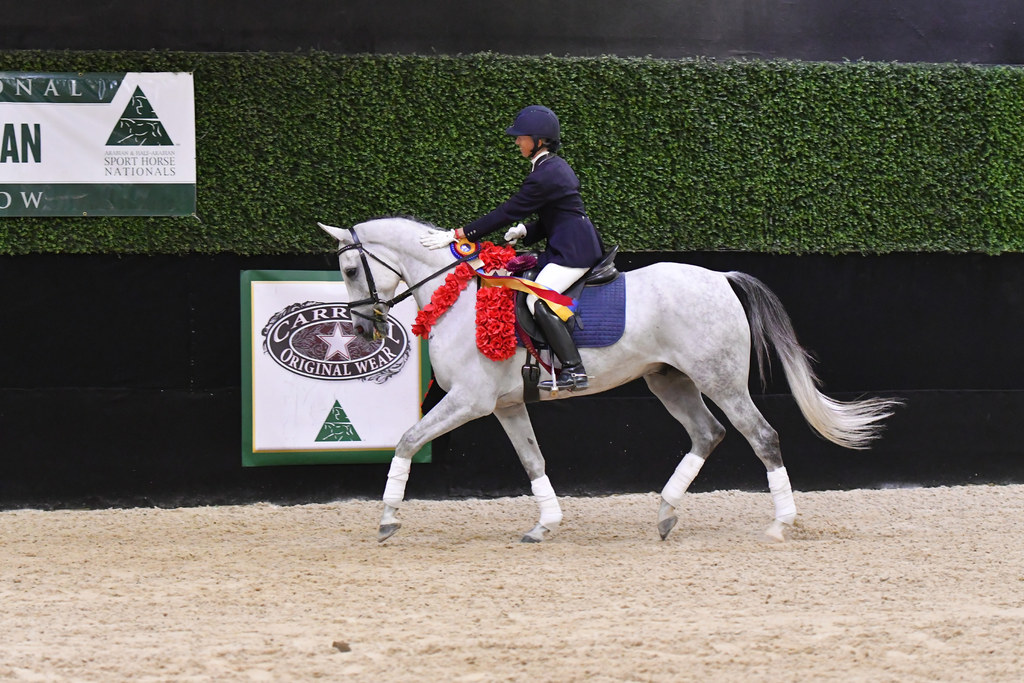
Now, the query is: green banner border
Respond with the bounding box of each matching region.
[0,183,195,216]
[240,269,432,467]
[0,72,127,103]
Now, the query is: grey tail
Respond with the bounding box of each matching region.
[725,271,901,450]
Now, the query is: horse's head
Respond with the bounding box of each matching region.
[318,221,405,340]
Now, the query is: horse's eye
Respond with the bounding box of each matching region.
[343,266,358,278]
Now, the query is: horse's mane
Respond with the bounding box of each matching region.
[361,215,441,231]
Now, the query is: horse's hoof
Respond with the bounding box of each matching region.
[658,515,678,541]
[378,522,401,543]
[763,519,790,543]
[521,524,549,543]
[657,499,678,540]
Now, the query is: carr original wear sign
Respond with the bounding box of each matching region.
[0,72,196,216]
[241,270,432,466]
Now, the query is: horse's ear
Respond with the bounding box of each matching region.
[317,222,350,244]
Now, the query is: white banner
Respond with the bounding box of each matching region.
[0,71,196,215]
[241,270,431,466]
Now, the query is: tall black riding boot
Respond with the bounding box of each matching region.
[533,300,589,391]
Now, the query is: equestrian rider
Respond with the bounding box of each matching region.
[420,105,603,391]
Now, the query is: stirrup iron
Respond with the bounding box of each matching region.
[539,365,589,392]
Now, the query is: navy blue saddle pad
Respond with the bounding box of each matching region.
[520,274,622,348]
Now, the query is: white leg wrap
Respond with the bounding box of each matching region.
[531,475,562,530]
[382,456,412,508]
[767,466,796,524]
[661,453,705,508]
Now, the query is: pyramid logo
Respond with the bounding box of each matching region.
[106,86,174,146]
[315,400,362,442]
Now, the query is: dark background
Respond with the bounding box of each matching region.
[2,0,1023,509]
[7,0,1024,64]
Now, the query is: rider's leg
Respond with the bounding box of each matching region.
[524,263,589,311]
[533,299,588,390]
[526,264,590,391]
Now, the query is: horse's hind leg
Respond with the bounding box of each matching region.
[493,403,561,543]
[644,369,727,540]
[710,391,796,542]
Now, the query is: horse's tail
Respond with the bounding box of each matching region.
[725,271,900,450]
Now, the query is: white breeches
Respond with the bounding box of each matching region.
[525,263,589,312]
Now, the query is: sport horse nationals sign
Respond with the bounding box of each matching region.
[0,72,195,216]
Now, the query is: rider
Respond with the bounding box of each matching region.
[420,105,604,391]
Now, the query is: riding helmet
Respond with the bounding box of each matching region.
[505,105,561,142]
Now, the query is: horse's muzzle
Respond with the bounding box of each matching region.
[371,308,389,340]
[350,305,389,341]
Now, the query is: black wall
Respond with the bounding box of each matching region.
[7,0,1024,64]
[1,252,1021,510]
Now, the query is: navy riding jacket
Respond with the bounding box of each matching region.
[463,154,603,269]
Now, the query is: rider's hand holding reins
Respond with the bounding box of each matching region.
[420,229,457,250]
[504,223,527,244]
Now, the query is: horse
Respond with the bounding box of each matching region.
[318,217,900,543]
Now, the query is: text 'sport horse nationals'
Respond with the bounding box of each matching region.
[319,217,900,543]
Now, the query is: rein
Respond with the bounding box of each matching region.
[337,226,478,330]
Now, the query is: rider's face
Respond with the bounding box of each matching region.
[516,135,546,158]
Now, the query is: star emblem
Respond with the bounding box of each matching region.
[317,322,357,360]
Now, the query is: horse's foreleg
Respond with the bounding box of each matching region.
[378,456,409,542]
[493,404,562,543]
[378,391,495,542]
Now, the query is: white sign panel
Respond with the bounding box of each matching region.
[241,270,431,466]
[0,71,196,216]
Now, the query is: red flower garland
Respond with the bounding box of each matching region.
[475,284,517,361]
[479,242,516,273]
[412,242,519,362]
[410,262,474,338]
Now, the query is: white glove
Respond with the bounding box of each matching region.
[419,229,457,250]
[504,223,527,243]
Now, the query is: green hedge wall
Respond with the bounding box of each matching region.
[1,51,1023,255]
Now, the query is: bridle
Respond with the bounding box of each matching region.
[336,225,479,335]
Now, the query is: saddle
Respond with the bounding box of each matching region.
[513,247,625,402]
[513,246,621,342]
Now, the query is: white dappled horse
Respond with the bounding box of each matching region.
[319,217,899,543]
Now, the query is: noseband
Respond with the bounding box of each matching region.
[336,225,479,333]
